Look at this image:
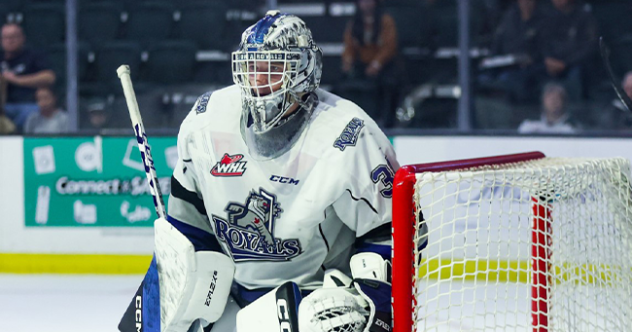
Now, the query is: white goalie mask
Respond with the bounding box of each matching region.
[232,10,323,134]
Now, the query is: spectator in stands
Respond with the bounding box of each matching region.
[1,23,56,133]
[478,0,548,103]
[539,0,598,100]
[518,82,579,133]
[84,99,110,132]
[342,0,397,79]
[23,87,68,134]
[472,0,503,47]
[340,0,398,127]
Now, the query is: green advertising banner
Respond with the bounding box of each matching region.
[24,136,177,227]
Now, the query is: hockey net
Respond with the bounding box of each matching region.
[392,152,632,332]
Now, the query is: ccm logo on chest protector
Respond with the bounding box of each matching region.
[211,153,248,177]
[270,175,299,185]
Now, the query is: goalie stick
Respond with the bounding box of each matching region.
[117,65,165,332]
[117,66,211,332]
[599,37,632,112]
[117,65,166,219]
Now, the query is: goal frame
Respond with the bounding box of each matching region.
[391,151,547,332]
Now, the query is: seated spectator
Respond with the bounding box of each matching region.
[339,0,399,127]
[518,82,579,133]
[23,87,68,134]
[477,0,548,103]
[84,99,110,132]
[1,23,56,132]
[539,0,598,100]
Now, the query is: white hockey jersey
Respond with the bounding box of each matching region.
[167,85,398,291]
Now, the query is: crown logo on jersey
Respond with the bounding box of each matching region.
[211,153,248,177]
[211,188,302,262]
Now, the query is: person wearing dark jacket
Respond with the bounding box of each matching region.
[339,0,399,128]
[539,0,599,100]
[479,0,549,102]
[1,23,56,132]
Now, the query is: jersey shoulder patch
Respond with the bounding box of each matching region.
[194,91,213,114]
[333,117,365,151]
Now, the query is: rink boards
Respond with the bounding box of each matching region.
[2,135,632,274]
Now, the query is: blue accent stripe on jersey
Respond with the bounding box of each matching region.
[171,176,207,216]
[248,14,278,44]
[166,215,224,253]
[355,243,391,261]
[143,256,161,332]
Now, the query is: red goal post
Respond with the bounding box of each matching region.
[391,151,632,332]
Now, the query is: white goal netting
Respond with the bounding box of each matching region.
[407,157,632,332]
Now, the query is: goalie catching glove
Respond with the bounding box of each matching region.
[299,253,392,332]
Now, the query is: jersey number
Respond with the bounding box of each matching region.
[371,164,394,198]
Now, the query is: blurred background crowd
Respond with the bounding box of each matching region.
[1,0,631,135]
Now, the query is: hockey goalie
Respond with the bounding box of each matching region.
[118,10,428,332]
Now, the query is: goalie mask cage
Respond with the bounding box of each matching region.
[391,151,632,332]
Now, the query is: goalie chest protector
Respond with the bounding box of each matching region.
[172,85,397,291]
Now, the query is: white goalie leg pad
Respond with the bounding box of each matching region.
[236,282,302,332]
[154,218,235,332]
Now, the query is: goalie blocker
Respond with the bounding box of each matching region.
[118,218,235,332]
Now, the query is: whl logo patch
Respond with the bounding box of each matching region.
[211,153,247,177]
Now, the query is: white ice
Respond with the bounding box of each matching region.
[0,274,143,332]
[0,274,625,332]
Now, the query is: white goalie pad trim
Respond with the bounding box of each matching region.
[349,252,390,283]
[154,218,235,332]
